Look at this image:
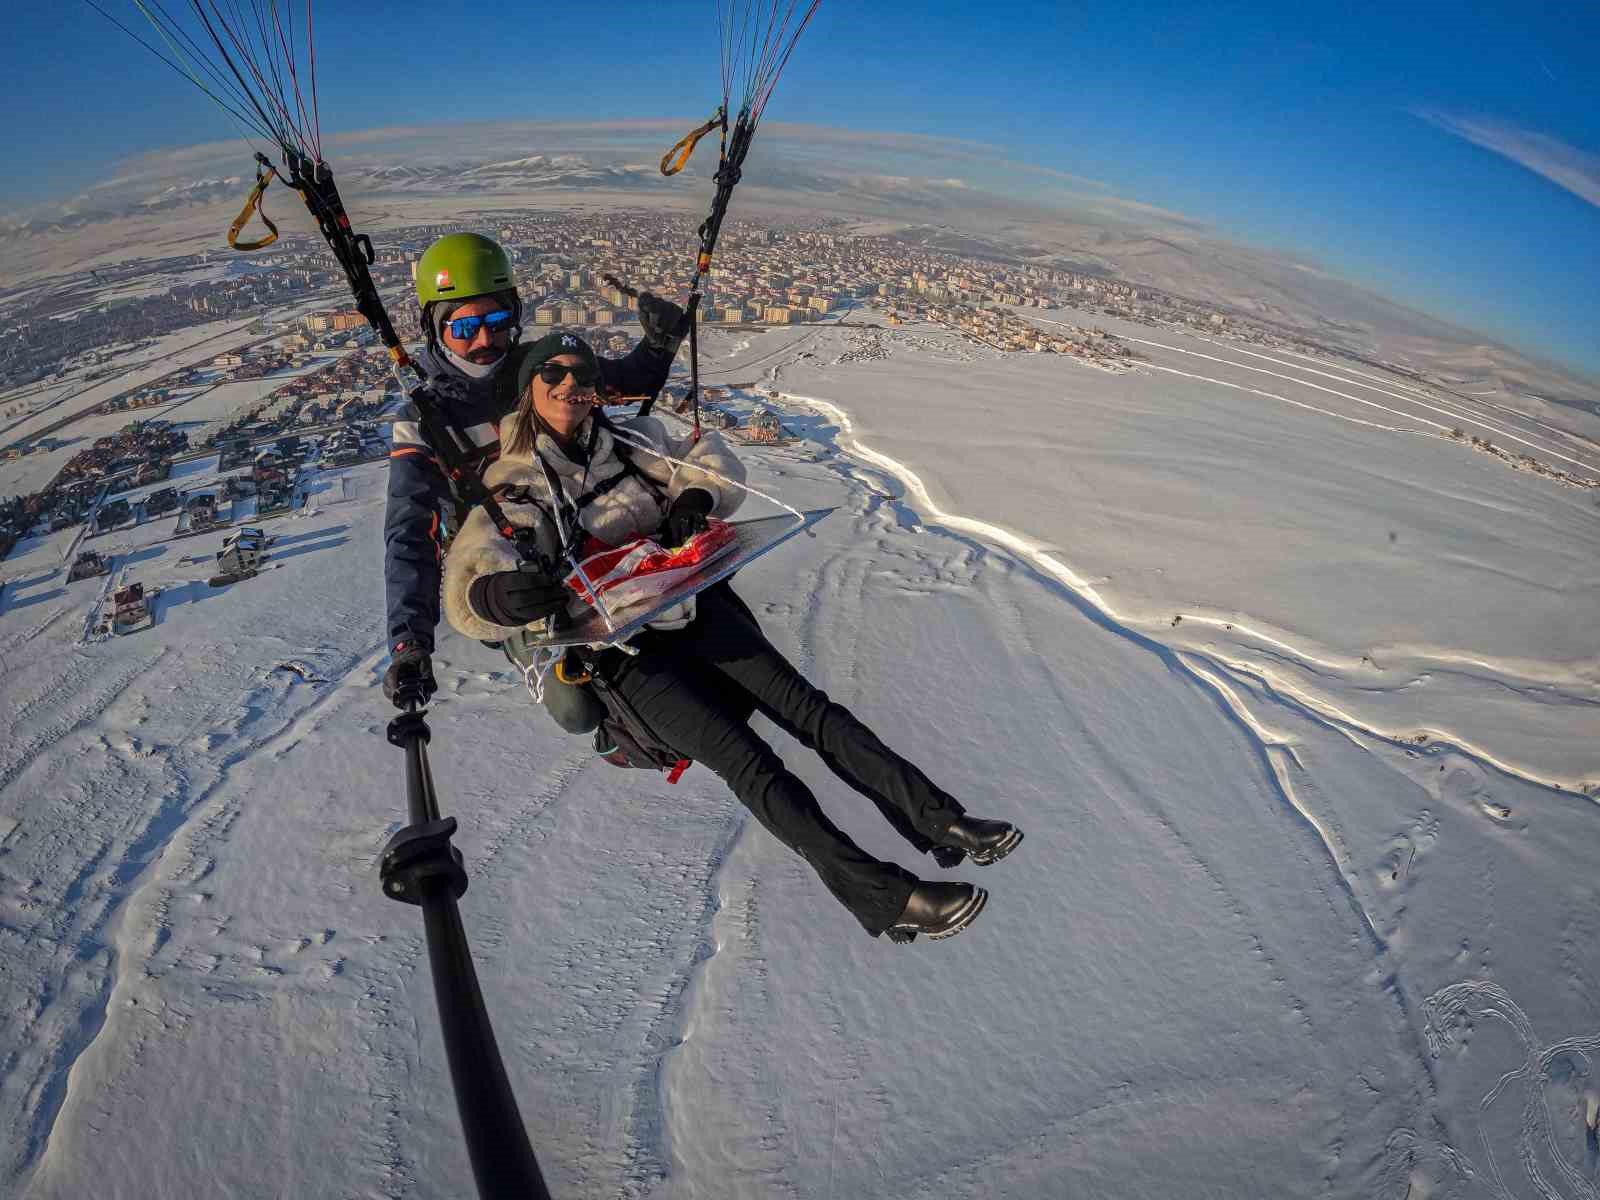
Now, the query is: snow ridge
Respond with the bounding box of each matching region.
[787,392,1386,914]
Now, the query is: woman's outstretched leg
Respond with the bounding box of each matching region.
[673,585,965,850]
[603,646,918,935]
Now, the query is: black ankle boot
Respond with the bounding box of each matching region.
[885,881,988,943]
[930,815,1024,868]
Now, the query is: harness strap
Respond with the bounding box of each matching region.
[569,466,639,513]
[553,654,592,686]
[659,108,725,176]
[227,160,280,250]
[486,483,556,530]
[409,394,549,571]
[528,414,670,544]
[574,646,694,783]
[597,409,670,499]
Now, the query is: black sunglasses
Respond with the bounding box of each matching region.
[537,362,598,387]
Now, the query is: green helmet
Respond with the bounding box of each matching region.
[416,233,515,308]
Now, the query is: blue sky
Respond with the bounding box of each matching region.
[4,1,1596,376]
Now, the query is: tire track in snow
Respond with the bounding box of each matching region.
[601,447,882,1198]
[0,649,165,818]
[453,750,596,961]
[367,746,591,1199]
[0,651,172,1186]
[1,653,103,773]
[892,1073,1317,1199]
[1176,653,1373,937]
[337,728,591,1198]
[1117,332,1600,479]
[1144,360,1437,435]
[1204,338,1600,479]
[1185,635,1598,801]
[708,873,804,1200]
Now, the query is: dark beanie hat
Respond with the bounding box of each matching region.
[504,329,598,400]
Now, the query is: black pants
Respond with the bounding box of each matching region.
[601,583,964,935]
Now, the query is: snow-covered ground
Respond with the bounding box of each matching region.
[1,318,1596,1199]
[0,284,348,436]
[1,319,260,438]
[0,349,349,498]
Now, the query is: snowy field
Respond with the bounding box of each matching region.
[0,319,1596,1199]
[0,350,351,498]
[0,284,348,441]
[0,319,260,440]
[179,354,347,425]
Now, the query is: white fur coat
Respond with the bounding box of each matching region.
[442,408,747,642]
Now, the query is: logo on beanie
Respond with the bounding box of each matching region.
[561,334,578,347]
[435,269,454,292]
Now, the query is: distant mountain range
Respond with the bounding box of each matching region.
[0,153,678,237]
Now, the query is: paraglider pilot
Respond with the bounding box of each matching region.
[432,330,1023,942]
[381,232,686,734]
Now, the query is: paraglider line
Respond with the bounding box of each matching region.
[306,0,321,158]
[107,0,272,143]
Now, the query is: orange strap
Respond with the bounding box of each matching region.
[553,658,592,686]
[228,166,280,250]
[660,110,723,176]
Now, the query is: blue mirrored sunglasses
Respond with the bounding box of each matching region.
[445,308,515,341]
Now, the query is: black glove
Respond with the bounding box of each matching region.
[470,567,569,626]
[638,292,690,355]
[383,641,436,709]
[662,488,714,547]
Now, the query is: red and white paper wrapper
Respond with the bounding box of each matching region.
[564,519,739,614]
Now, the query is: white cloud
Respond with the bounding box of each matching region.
[1418,110,1600,209]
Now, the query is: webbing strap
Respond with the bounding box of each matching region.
[570,465,638,514]
[660,109,724,176]
[227,164,280,250]
[553,656,592,686]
